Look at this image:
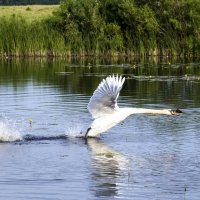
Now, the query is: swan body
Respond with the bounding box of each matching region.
[86,75,178,137]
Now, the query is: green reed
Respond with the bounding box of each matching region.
[0,15,66,57]
[0,0,199,58]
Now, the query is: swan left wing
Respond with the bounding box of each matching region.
[87,75,125,119]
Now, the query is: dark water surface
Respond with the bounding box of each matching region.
[0,58,200,200]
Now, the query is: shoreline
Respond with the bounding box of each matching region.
[1,53,199,65]
[1,52,199,59]
[0,3,199,60]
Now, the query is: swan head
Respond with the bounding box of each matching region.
[170,109,182,115]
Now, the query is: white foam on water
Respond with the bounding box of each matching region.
[0,118,22,142]
[65,122,86,138]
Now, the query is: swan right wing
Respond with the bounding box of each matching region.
[87,75,125,119]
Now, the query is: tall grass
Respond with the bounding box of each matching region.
[0,15,66,57]
[0,0,199,58]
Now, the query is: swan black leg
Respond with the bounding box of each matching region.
[85,127,91,138]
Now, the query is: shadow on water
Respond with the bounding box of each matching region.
[0,129,129,199]
[86,138,129,199]
[22,134,68,142]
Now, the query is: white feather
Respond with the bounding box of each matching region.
[85,75,175,137]
[87,75,125,119]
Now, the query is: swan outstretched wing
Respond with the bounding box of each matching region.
[87,75,125,119]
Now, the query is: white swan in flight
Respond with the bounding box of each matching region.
[85,75,181,138]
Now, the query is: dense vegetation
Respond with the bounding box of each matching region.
[0,0,199,58]
[0,16,65,57]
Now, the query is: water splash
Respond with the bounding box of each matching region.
[0,119,22,142]
[65,123,86,138]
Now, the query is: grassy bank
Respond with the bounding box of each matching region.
[0,5,58,22]
[0,5,66,57]
[0,16,66,57]
[0,1,199,58]
[0,5,59,22]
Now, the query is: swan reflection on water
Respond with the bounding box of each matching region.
[86,138,129,198]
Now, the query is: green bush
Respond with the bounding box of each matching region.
[0,0,199,57]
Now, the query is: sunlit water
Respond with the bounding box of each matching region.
[0,59,200,200]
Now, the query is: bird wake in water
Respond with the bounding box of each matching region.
[0,117,83,142]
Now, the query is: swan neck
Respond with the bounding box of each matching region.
[121,108,171,115]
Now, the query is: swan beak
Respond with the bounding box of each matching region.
[170,109,182,115]
[171,111,178,115]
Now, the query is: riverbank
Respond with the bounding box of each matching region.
[0,1,199,58]
[0,5,58,21]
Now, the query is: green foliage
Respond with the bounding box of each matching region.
[26,6,31,11]
[0,0,199,57]
[135,0,200,56]
[50,0,199,56]
[0,15,65,57]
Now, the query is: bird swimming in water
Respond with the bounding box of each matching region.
[85,75,181,138]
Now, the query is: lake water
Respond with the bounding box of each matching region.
[0,58,200,200]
